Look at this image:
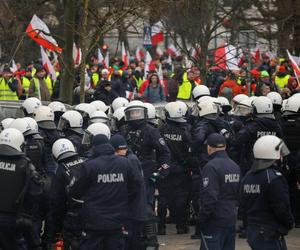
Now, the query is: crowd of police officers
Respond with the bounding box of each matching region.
[0,85,299,250]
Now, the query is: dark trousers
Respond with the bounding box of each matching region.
[200,225,236,250]
[0,226,22,250]
[124,220,143,250]
[79,229,124,250]
[246,226,287,250]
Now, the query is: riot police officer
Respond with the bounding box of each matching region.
[280,96,300,227]
[199,133,240,250]
[48,101,66,126]
[240,135,294,250]
[51,138,85,250]
[74,103,96,129]
[21,97,42,117]
[230,96,283,175]
[0,128,43,250]
[267,91,283,120]
[57,110,84,155]
[69,130,144,250]
[111,107,126,135]
[122,100,171,249]
[158,101,192,235]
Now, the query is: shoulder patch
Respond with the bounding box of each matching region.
[203,177,209,187]
[159,138,166,146]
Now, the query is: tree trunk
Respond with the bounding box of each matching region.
[60,0,75,104]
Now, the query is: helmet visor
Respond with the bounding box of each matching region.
[90,117,109,124]
[125,107,147,121]
[57,117,67,131]
[82,131,92,146]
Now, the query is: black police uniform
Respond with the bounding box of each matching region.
[51,154,85,250]
[0,144,43,250]
[69,141,144,250]
[280,113,300,226]
[199,144,240,250]
[63,130,84,156]
[230,117,283,175]
[159,120,192,234]
[240,165,294,250]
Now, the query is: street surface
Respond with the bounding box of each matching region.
[158,224,300,250]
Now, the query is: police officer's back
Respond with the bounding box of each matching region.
[240,135,294,250]
[0,128,42,250]
[199,133,240,250]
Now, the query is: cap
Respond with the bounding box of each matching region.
[92,134,109,146]
[110,134,128,150]
[206,133,226,148]
[260,70,269,78]
[101,69,109,75]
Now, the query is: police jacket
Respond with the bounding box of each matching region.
[280,114,300,153]
[160,120,192,175]
[69,143,144,231]
[51,155,85,232]
[240,166,294,235]
[123,123,170,178]
[198,151,240,227]
[0,145,42,226]
[64,130,84,156]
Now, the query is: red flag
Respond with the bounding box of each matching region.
[40,46,56,81]
[287,50,300,77]
[26,15,62,53]
[122,42,128,68]
[151,21,164,46]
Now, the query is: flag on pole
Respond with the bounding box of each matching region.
[151,21,164,46]
[10,60,18,73]
[167,44,180,57]
[156,46,164,58]
[122,42,128,68]
[26,15,62,53]
[214,44,240,71]
[104,51,110,68]
[287,50,300,78]
[72,43,82,66]
[135,47,144,62]
[144,51,152,80]
[98,48,104,65]
[40,46,57,81]
[250,44,261,63]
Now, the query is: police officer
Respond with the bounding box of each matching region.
[51,139,85,250]
[0,128,43,250]
[48,101,66,126]
[110,134,147,250]
[199,133,240,250]
[280,96,300,227]
[74,103,97,129]
[57,110,84,156]
[111,107,126,135]
[158,101,192,235]
[267,91,283,120]
[230,96,283,175]
[89,111,109,125]
[21,97,42,117]
[122,100,171,249]
[69,132,144,250]
[240,135,294,250]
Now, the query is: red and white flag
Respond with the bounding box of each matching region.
[151,21,164,46]
[167,44,180,57]
[40,46,57,81]
[287,50,300,78]
[214,44,240,71]
[98,48,104,65]
[26,15,62,53]
[250,44,261,63]
[10,60,18,73]
[135,47,144,62]
[121,42,128,68]
[144,51,152,80]
[72,43,82,66]
[156,46,164,58]
[104,51,109,68]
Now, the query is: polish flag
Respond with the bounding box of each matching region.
[26,15,62,53]
[40,46,57,81]
[121,42,128,68]
[10,60,18,73]
[144,51,152,80]
[214,44,240,71]
[135,47,144,62]
[287,50,300,78]
[250,44,261,63]
[167,44,180,57]
[151,21,164,46]
[98,48,104,64]
[156,46,164,58]
[72,43,82,66]
[104,50,110,68]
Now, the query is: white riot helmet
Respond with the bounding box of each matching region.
[75,103,97,118]
[1,118,15,131]
[143,103,156,119]
[233,99,253,117]
[233,94,248,105]
[249,96,258,102]
[164,102,186,122]
[22,97,42,115]
[252,135,289,170]
[23,117,39,135]
[113,107,126,122]
[192,85,210,100]
[57,110,83,134]
[82,123,111,145]
[9,118,34,137]
[48,101,66,113]
[90,100,109,113]
[124,101,147,122]
[0,128,25,153]
[111,97,129,113]
[252,96,274,118]
[175,101,188,117]
[90,111,109,124]
[217,96,232,113]
[197,95,212,104]
[282,96,300,116]
[34,106,56,129]
[52,138,77,161]
[197,99,219,119]
[267,92,282,106]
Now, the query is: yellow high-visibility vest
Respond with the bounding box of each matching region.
[33,77,52,97]
[44,76,53,96]
[0,78,18,100]
[275,75,290,89]
[22,77,31,97]
[177,72,192,100]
